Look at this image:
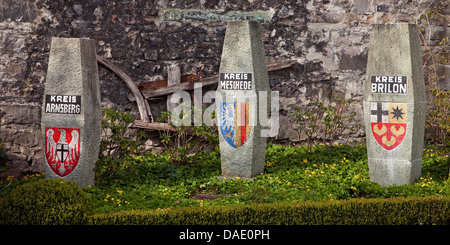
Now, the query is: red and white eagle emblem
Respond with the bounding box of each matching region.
[45,127,80,177]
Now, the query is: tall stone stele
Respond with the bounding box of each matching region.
[41,38,101,188]
[363,24,427,186]
[217,21,270,179]
[159,9,272,179]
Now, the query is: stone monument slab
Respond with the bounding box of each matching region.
[158,9,272,179]
[363,24,427,186]
[41,38,101,188]
[217,21,270,178]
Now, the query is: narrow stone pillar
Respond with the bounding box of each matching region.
[363,24,427,186]
[41,38,101,187]
[217,21,270,179]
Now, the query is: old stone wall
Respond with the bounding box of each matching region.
[0,0,448,173]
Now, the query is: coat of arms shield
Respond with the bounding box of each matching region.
[45,127,80,177]
[370,102,407,151]
[219,102,251,148]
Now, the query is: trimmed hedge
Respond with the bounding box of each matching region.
[2,180,448,225]
[0,178,94,225]
[89,196,450,225]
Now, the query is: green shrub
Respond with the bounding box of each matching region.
[289,93,362,152]
[157,104,218,166]
[0,178,93,225]
[96,107,145,183]
[0,135,7,164]
[88,196,450,225]
[426,88,450,153]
